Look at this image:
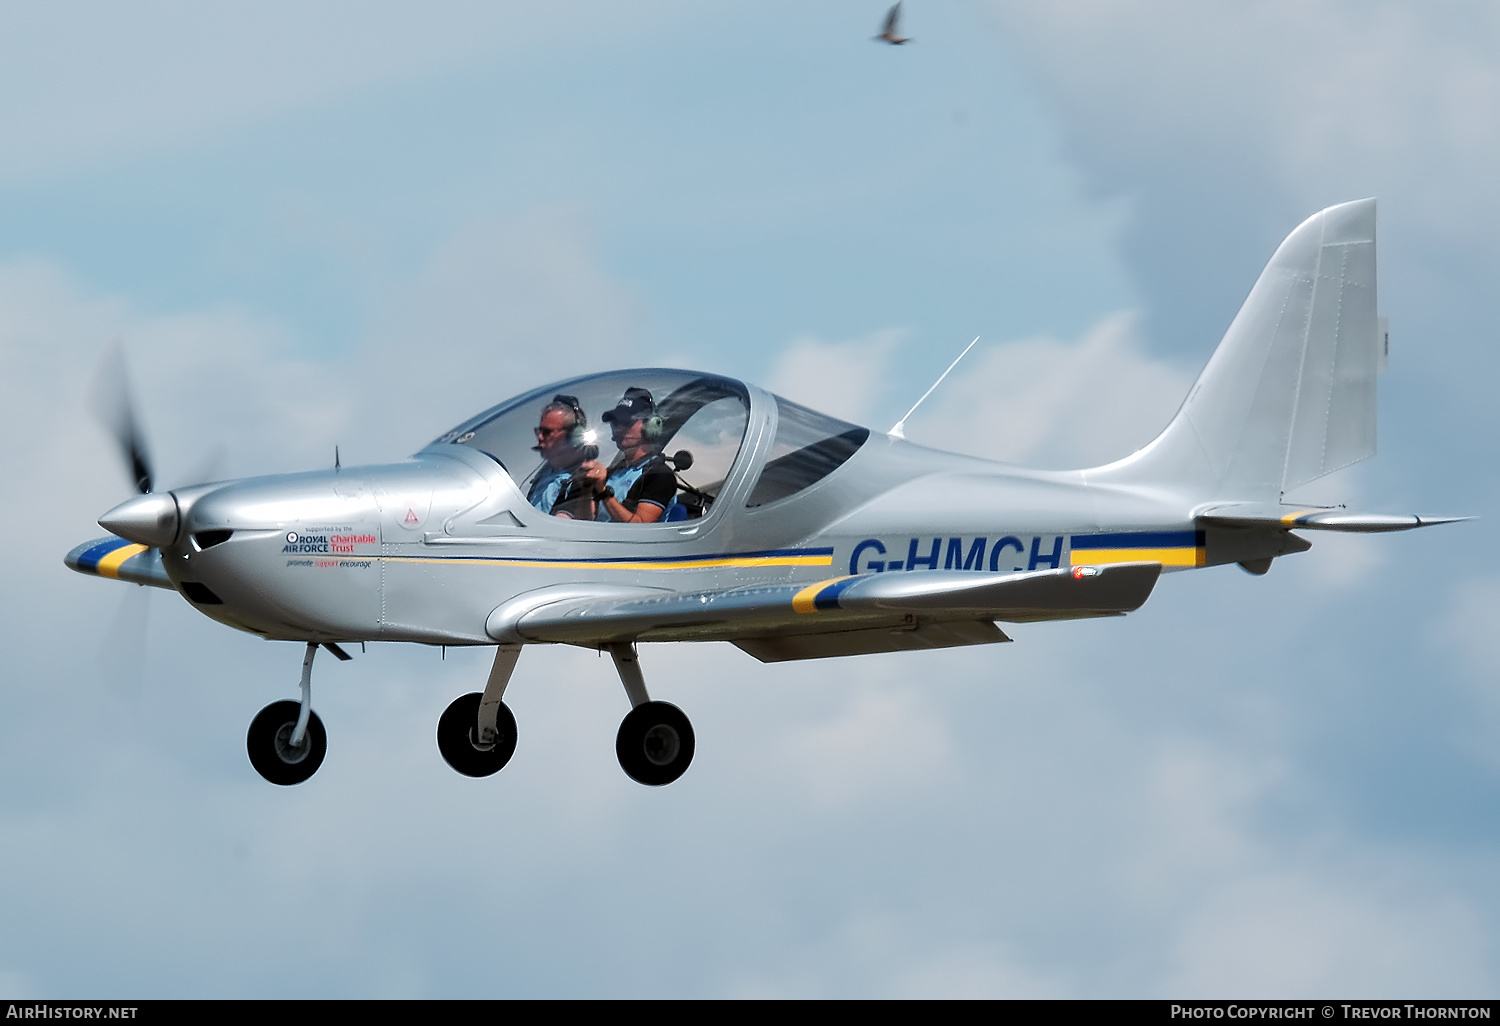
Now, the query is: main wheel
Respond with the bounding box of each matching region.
[247,700,327,786]
[616,701,695,786]
[437,692,517,777]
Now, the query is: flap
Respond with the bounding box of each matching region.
[734,620,1010,663]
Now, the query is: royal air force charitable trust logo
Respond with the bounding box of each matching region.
[282,526,378,570]
[283,529,377,555]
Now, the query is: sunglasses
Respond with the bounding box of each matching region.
[535,394,586,439]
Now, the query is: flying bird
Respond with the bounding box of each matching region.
[875,3,910,45]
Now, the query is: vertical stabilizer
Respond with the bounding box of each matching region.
[1093,199,1379,501]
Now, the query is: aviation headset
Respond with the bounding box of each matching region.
[605,388,663,441]
[535,394,589,450]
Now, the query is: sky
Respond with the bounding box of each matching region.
[1,0,1498,998]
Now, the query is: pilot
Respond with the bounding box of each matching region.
[583,387,677,524]
[526,395,597,520]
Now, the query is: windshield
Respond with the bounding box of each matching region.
[432,370,751,518]
[745,396,869,507]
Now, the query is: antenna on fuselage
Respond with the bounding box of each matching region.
[888,336,980,440]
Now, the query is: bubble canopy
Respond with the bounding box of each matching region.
[429,369,755,508]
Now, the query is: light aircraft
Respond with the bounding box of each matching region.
[67,198,1464,787]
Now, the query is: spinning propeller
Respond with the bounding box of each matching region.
[88,342,160,698]
[92,340,154,495]
[92,344,181,548]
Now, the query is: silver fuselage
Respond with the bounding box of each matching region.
[157,384,1265,646]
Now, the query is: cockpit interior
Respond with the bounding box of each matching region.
[429,369,871,525]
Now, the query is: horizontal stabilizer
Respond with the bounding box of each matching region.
[1198,504,1473,533]
[64,536,176,590]
[487,562,1162,646]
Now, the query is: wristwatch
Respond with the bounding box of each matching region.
[595,486,614,501]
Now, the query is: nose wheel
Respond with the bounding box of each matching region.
[247,700,327,785]
[247,642,329,785]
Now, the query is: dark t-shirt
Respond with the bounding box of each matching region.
[600,454,676,521]
[550,475,596,520]
[623,459,676,512]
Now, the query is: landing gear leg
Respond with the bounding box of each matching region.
[437,644,520,777]
[608,642,695,786]
[291,641,316,748]
[247,642,328,786]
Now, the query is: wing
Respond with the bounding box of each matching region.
[1198,503,1471,533]
[487,562,1161,661]
[65,536,176,590]
[883,3,901,35]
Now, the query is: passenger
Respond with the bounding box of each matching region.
[526,395,596,519]
[584,387,677,524]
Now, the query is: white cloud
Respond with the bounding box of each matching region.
[912,312,1192,468]
[1167,874,1487,997]
[1433,578,1500,767]
[0,2,690,183]
[0,206,649,504]
[1132,744,1272,889]
[773,686,954,807]
[726,913,1067,999]
[1293,530,1388,592]
[361,206,644,457]
[1443,580,1500,678]
[987,0,1500,239]
[767,314,1192,470]
[890,944,1067,999]
[767,329,903,424]
[0,258,345,519]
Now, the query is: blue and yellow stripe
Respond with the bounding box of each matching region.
[1069,530,1204,569]
[791,575,860,614]
[71,537,150,579]
[385,546,836,572]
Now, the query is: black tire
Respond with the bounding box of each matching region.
[616,701,695,786]
[247,700,327,786]
[437,692,517,778]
